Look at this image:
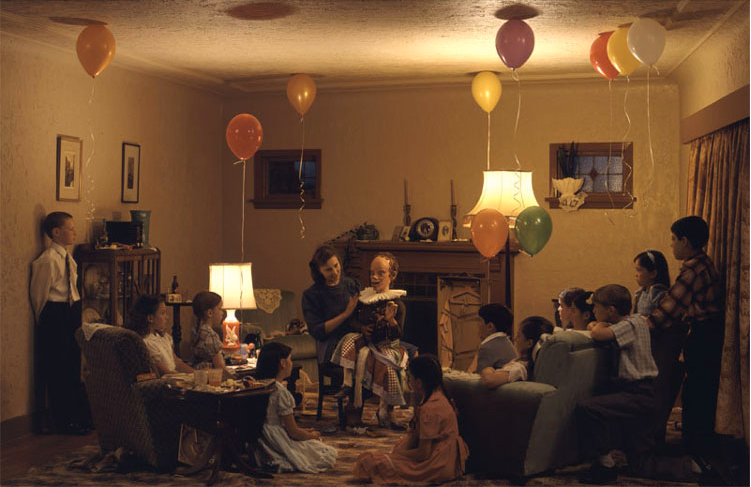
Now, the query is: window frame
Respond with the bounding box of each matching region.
[545,142,635,210]
[252,149,322,209]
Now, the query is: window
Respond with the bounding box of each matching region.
[252,149,322,209]
[546,142,634,209]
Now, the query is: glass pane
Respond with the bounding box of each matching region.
[593,175,608,192]
[577,156,593,175]
[595,155,622,174]
[293,160,317,193]
[608,175,623,192]
[581,175,594,192]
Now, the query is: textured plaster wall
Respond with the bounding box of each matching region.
[0,36,224,423]
[222,79,681,332]
[669,4,750,211]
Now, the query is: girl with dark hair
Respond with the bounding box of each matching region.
[354,354,469,484]
[126,294,193,376]
[558,288,595,330]
[479,316,554,388]
[632,249,670,315]
[190,291,226,370]
[253,342,337,473]
[301,245,361,365]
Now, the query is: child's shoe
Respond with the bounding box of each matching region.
[579,463,618,484]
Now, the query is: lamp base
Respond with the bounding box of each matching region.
[222,319,241,350]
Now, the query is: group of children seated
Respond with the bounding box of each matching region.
[35,209,720,485]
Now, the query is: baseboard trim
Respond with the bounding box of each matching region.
[1,414,33,443]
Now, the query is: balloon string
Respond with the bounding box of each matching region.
[644,67,656,212]
[486,112,491,171]
[622,76,635,212]
[84,79,97,241]
[511,69,523,215]
[297,116,307,240]
[603,78,615,225]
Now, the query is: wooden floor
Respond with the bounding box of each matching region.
[0,430,98,482]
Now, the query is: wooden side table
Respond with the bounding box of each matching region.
[166,301,193,354]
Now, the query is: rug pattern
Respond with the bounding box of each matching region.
[7,398,696,486]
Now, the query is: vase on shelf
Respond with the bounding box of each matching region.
[552,178,587,212]
[130,210,152,248]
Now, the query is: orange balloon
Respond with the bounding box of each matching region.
[76,25,116,78]
[226,114,263,160]
[286,74,317,116]
[470,209,509,258]
[590,32,619,80]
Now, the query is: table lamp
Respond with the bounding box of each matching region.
[209,263,257,350]
[463,170,539,228]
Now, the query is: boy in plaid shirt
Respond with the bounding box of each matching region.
[576,284,658,484]
[648,216,723,459]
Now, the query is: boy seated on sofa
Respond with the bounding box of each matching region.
[474,303,517,373]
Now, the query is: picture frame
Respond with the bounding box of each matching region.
[253,149,322,209]
[399,226,411,241]
[437,220,452,241]
[392,225,406,241]
[56,135,82,201]
[121,142,141,203]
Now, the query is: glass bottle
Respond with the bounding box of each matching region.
[171,275,179,294]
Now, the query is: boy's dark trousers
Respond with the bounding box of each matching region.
[650,323,688,447]
[576,378,656,467]
[682,318,724,457]
[35,300,89,431]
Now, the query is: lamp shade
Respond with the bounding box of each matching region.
[463,170,539,227]
[209,263,257,310]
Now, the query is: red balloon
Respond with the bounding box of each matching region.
[470,209,509,258]
[226,114,263,160]
[495,19,535,70]
[590,32,619,80]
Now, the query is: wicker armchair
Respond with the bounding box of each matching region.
[75,326,180,471]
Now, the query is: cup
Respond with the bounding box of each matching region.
[208,368,222,386]
[194,369,208,387]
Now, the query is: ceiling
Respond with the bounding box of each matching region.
[0,0,745,94]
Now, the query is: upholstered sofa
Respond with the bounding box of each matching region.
[444,331,610,478]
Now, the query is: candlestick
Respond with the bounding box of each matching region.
[450,179,455,205]
[404,179,409,205]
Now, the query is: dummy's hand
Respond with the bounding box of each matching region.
[586,321,597,331]
[344,294,359,316]
[384,301,398,322]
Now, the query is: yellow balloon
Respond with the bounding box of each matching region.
[471,71,502,113]
[606,27,641,76]
[286,74,317,116]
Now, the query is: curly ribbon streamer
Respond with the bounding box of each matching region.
[84,79,97,241]
[603,78,616,226]
[297,116,307,240]
[232,158,248,262]
[511,69,523,218]
[486,112,491,171]
[643,66,657,212]
[621,76,635,213]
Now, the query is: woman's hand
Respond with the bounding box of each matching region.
[344,294,359,317]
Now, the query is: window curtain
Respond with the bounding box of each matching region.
[686,118,749,443]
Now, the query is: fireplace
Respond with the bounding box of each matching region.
[332,240,516,356]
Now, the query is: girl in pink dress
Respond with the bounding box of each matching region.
[353,355,469,484]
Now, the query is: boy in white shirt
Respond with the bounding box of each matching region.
[30,212,89,434]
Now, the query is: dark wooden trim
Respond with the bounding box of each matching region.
[1,414,33,443]
[681,85,750,144]
[252,149,322,209]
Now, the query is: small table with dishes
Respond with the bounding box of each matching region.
[228,361,303,405]
[163,374,275,485]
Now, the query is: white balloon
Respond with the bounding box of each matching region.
[627,18,666,66]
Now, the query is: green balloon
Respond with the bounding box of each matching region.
[514,206,552,256]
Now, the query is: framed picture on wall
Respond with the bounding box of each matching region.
[56,135,82,201]
[121,142,140,203]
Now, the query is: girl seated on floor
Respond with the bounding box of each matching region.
[125,294,193,376]
[353,354,469,485]
[253,341,337,473]
[479,316,554,388]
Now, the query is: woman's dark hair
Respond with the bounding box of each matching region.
[308,245,340,285]
[125,294,164,338]
[191,291,222,345]
[255,341,292,380]
[407,354,445,405]
[478,303,514,334]
[634,250,670,288]
[518,316,554,375]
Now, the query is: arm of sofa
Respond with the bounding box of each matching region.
[444,374,557,478]
[267,334,319,383]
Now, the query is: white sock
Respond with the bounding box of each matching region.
[599,453,615,468]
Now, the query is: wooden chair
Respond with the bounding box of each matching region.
[317,361,346,429]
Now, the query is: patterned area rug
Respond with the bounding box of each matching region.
[7,398,696,486]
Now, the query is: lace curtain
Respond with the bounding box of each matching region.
[687,118,749,442]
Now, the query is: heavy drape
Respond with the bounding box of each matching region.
[686,118,749,443]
